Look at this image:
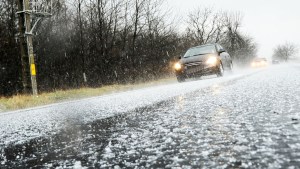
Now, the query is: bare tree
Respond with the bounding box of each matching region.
[131,0,146,69]
[273,42,298,61]
[78,0,87,84]
[183,9,257,64]
[186,7,224,45]
[222,12,245,58]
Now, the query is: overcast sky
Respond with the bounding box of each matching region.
[165,0,300,58]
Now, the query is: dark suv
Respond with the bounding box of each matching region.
[174,44,233,82]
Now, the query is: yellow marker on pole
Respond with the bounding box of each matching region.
[31,64,36,76]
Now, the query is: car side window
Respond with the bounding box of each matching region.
[218,44,224,51]
[215,44,221,52]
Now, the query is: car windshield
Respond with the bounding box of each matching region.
[183,45,216,58]
[254,58,267,62]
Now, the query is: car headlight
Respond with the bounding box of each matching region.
[174,62,182,71]
[206,56,218,65]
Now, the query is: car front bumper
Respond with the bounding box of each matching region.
[175,64,219,78]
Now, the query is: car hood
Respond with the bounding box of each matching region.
[180,54,212,64]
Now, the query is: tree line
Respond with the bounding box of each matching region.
[0,0,257,96]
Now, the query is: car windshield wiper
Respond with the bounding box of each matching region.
[184,53,210,58]
[193,53,210,56]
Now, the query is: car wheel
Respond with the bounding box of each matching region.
[177,75,185,82]
[228,62,233,71]
[217,63,224,77]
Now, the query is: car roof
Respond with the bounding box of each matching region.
[254,58,267,61]
[190,43,216,49]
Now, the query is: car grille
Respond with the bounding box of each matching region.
[184,61,204,74]
[185,61,203,67]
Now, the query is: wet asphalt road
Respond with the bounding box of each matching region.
[1,64,300,168]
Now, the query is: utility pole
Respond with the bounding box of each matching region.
[17,0,31,94]
[25,0,38,95]
[16,0,52,95]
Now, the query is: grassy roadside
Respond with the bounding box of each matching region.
[0,77,176,112]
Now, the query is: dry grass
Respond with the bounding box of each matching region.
[0,77,176,112]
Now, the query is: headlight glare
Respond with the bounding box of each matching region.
[206,56,218,65]
[174,62,182,71]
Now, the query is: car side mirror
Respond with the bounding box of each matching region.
[218,49,226,53]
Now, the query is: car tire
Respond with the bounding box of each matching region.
[228,62,233,72]
[177,75,185,82]
[217,63,224,77]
